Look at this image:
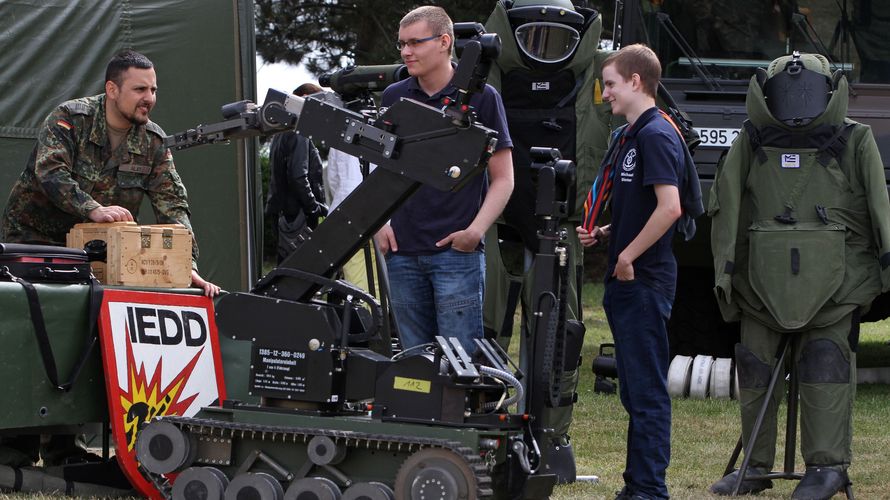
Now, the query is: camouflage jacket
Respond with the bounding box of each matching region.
[0,94,198,264]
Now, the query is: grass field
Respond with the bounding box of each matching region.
[550,283,890,499]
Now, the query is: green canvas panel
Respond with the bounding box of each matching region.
[0,281,256,429]
[0,281,106,429]
[0,140,36,207]
[0,0,260,292]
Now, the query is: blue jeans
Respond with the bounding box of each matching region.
[603,279,672,499]
[386,249,484,354]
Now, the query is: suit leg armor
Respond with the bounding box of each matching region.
[738,312,856,470]
[483,226,524,350]
[796,314,856,467]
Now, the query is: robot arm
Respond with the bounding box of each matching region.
[164,87,497,192]
[166,29,502,303]
[162,91,303,151]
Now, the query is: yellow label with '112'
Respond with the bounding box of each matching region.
[393,376,431,394]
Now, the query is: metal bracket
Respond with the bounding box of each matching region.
[343,119,398,158]
[194,434,233,466]
[141,227,152,248]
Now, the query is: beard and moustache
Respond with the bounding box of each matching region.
[113,99,152,127]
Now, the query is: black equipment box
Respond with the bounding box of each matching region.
[0,243,92,283]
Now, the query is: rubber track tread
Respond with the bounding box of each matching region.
[153,415,494,499]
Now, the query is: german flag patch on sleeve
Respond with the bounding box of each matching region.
[56,120,73,130]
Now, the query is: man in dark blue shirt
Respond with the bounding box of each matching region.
[577,44,683,500]
[374,5,513,354]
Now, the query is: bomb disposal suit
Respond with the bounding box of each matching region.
[709,53,890,491]
[482,0,614,482]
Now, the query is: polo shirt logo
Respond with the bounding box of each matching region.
[620,148,636,182]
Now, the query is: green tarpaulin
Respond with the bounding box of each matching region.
[0,0,261,291]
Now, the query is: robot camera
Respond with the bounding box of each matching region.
[530,147,574,185]
[320,64,409,99]
[454,22,501,62]
[529,147,562,164]
[529,146,576,215]
[220,99,254,119]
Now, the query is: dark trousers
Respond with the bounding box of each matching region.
[276,213,307,264]
[604,279,672,499]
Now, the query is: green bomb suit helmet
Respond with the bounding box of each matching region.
[710,52,890,331]
[759,51,838,127]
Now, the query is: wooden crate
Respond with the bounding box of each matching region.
[66,222,137,283]
[67,222,192,287]
[107,224,192,287]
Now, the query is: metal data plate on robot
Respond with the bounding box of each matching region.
[215,292,342,401]
[249,346,336,402]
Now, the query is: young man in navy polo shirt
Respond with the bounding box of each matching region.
[374,6,513,354]
[577,44,683,500]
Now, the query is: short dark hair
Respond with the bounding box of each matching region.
[602,44,661,98]
[294,83,323,96]
[105,50,154,87]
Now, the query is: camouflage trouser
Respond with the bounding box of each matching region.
[737,311,856,468]
[482,222,583,438]
[0,435,38,467]
[0,434,88,467]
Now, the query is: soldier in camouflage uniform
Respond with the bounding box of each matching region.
[0,49,218,467]
[0,49,218,296]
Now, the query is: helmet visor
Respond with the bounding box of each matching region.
[514,22,580,64]
[763,65,832,126]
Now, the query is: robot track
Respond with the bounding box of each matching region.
[138,413,498,500]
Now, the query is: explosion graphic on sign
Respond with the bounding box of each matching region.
[119,332,202,450]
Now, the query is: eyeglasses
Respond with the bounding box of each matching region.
[395,34,443,51]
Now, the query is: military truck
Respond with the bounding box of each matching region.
[611,0,890,357]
